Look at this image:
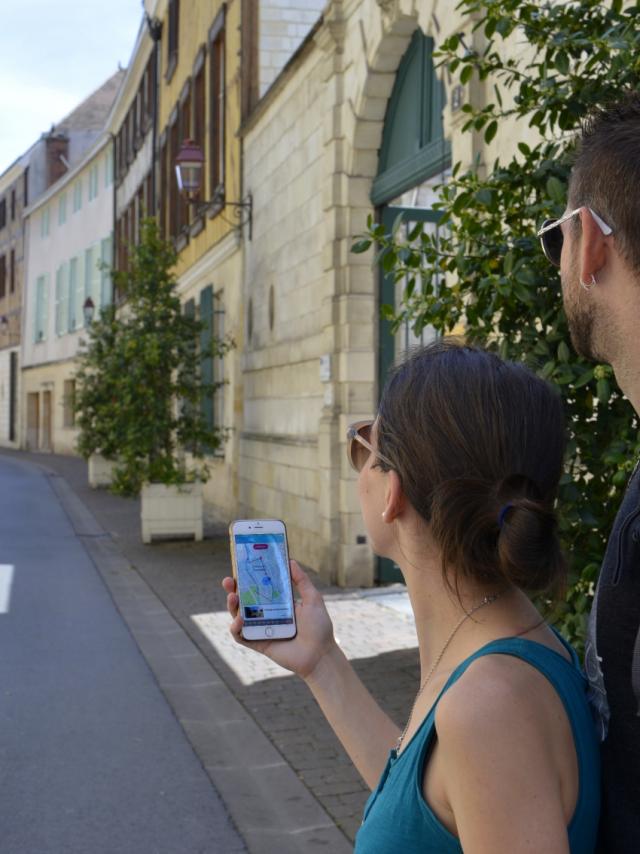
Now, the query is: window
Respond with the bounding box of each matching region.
[84,245,101,317]
[209,13,226,200]
[212,289,225,433]
[0,199,6,230]
[10,190,16,221]
[68,256,80,331]
[10,249,15,293]
[58,193,67,226]
[100,236,113,306]
[55,263,68,335]
[167,0,180,80]
[0,255,5,299]
[104,151,113,187]
[34,274,48,342]
[169,119,179,238]
[178,82,192,232]
[40,207,50,238]
[73,181,82,212]
[23,167,29,207]
[194,55,206,153]
[63,379,76,428]
[199,284,225,442]
[88,165,99,201]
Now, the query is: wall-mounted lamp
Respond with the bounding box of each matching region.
[175,139,253,239]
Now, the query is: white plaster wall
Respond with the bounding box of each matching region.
[22,140,114,371]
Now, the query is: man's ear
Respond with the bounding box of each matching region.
[382,469,405,522]
[579,207,609,283]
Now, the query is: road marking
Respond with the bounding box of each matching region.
[0,564,15,614]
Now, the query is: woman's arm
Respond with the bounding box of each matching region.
[435,657,571,854]
[224,560,399,788]
[304,642,400,788]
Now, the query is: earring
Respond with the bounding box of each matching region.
[580,273,597,291]
[381,511,387,519]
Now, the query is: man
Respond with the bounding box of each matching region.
[537,95,640,853]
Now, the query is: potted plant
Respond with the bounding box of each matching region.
[75,217,232,540]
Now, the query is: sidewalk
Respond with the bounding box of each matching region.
[1,449,421,848]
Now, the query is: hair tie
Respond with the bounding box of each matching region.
[498,503,514,529]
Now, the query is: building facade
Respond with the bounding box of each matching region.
[239,0,516,586]
[20,68,121,455]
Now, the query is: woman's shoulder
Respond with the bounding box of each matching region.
[434,644,571,753]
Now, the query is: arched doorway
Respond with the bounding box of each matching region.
[373,29,451,583]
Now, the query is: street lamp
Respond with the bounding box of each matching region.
[174,138,253,238]
[83,297,95,326]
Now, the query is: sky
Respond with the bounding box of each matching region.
[0,0,144,175]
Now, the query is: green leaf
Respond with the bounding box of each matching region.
[460,64,474,85]
[557,341,570,363]
[546,175,566,204]
[351,239,371,254]
[484,120,498,144]
[554,51,570,75]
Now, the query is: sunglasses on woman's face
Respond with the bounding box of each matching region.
[536,206,613,267]
[346,420,394,473]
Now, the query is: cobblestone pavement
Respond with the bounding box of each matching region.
[4,450,421,844]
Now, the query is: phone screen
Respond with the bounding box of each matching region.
[233,532,294,626]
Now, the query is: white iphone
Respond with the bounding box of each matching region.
[229,519,297,641]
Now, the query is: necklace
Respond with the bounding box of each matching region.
[395,593,501,754]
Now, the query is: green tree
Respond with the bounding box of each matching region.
[354,0,640,650]
[75,217,233,496]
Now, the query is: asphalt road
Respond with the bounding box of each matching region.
[0,455,246,854]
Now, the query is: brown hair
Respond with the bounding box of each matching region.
[376,340,566,594]
[569,92,640,273]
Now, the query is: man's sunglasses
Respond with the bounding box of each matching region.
[346,420,394,473]
[537,206,612,267]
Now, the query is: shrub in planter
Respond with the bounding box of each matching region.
[75,217,233,502]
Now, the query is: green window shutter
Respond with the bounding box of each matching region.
[84,247,93,300]
[91,243,101,306]
[68,257,78,330]
[100,236,112,306]
[212,291,225,432]
[36,275,47,342]
[59,261,69,333]
[55,268,64,336]
[199,285,214,430]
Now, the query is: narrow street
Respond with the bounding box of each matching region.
[0,455,245,854]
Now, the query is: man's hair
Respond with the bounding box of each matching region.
[569,92,640,272]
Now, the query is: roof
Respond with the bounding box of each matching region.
[55,68,126,135]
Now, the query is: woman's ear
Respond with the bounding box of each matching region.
[382,469,405,522]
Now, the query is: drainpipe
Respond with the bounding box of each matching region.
[145,14,163,217]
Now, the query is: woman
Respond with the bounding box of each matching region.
[223,341,600,853]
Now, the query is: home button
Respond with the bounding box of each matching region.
[265,626,274,638]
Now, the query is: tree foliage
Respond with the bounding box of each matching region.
[75,218,233,496]
[354,0,640,650]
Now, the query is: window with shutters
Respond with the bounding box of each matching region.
[68,257,79,331]
[166,0,180,82]
[0,255,6,299]
[0,199,6,230]
[10,189,16,221]
[73,181,82,213]
[178,83,192,233]
[55,262,69,335]
[58,193,67,226]
[100,236,113,306]
[40,207,50,239]
[34,274,48,342]
[209,12,225,201]
[199,284,225,449]
[9,249,15,293]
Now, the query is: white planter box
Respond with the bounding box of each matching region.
[140,482,203,543]
[88,454,117,488]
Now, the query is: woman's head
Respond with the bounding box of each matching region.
[373,339,566,595]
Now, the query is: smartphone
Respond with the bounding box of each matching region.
[229,519,297,641]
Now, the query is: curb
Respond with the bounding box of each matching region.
[47,470,352,854]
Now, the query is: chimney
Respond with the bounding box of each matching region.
[45,134,70,188]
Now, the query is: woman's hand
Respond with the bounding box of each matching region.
[222,559,337,680]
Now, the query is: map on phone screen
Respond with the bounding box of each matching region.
[234,533,294,625]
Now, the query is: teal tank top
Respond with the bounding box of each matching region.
[355,634,600,853]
